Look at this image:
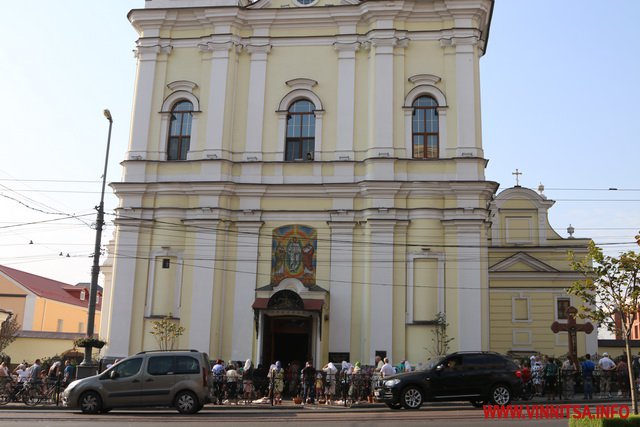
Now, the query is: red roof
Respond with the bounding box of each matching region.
[0,265,101,310]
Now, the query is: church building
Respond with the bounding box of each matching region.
[100,0,593,366]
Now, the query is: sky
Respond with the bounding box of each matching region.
[0,0,638,287]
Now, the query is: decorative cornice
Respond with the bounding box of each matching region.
[245,43,272,55]
[134,44,172,59]
[408,74,441,86]
[167,80,198,92]
[198,40,241,53]
[489,252,559,273]
[285,78,318,90]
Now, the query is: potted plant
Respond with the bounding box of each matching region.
[74,337,107,349]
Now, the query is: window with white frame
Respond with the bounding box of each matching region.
[167,101,193,161]
[285,100,316,161]
[556,297,571,320]
[412,96,439,159]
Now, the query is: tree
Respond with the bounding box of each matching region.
[429,312,454,357]
[569,241,640,414]
[0,314,20,354]
[149,315,185,351]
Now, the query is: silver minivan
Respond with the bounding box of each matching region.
[63,350,212,414]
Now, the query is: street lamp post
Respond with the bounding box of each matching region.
[79,109,113,373]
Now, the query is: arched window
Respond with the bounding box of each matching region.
[167,101,193,161]
[412,96,439,159]
[285,100,315,161]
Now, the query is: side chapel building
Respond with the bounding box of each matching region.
[100,0,596,365]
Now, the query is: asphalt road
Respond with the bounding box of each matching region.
[0,405,572,427]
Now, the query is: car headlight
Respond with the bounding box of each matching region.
[384,379,401,387]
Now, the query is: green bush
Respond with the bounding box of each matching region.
[569,415,640,427]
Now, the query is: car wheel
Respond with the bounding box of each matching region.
[400,386,423,410]
[79,391,102,414]
[386,402,402,410]
[489,384,511,406]
[175,390,199,414]
[470,400,486,408]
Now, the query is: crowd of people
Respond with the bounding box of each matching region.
[521,352,636,401]
[0,358,76,404]
[207,355,411,406]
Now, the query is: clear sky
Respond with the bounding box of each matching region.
[0,0,638,286]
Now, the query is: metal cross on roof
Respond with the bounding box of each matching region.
[512,169,522,186]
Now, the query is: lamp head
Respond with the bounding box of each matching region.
[103,109,113,122]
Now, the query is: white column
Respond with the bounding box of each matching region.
[128,43,171,160]
[328,221,356,353]
[231,221,262,361]
[103,222,141,358]
[200,40,236,160]
[368,220,395,362]
[244,42,271,161]
[334,40,359,161]
[186,221,219,352]
[453,38,481,158]
[369,37,396,158]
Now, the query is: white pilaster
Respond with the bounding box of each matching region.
[367,220,395,362]
[186,221,219,352]
[453,38,481,157]
[334,40,359,161]
[200,39,236,160]
[328,220,356,353]
[231,221,262,361]
[446,220,485,351]
[369,36,396,158]
[103,222,141,358]
[244,42,271,161]
[128,43,172,160]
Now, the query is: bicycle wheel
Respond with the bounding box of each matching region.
[0,390,11,405]
[22,387,42,406]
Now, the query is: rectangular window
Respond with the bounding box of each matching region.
[513,297,529,321]
[78,322,85,333]
[557,297,571,320]
[56,319,64,332]
[148,356,175,375]
[162,258,170,269]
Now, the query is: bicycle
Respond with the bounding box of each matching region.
[0,380,41,406]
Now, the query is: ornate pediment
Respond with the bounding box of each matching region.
[489,252,559,273]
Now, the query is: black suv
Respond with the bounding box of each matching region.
[374,352,522,410]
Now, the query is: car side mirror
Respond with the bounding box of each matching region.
[110,371,120,379]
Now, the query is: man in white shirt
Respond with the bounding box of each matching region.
[598,352,616,398]
[380,358,396,378]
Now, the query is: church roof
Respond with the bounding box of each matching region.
[0,264,101,310]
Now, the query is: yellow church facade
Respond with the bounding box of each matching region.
[487,187,594,358]
[101,0,591,366]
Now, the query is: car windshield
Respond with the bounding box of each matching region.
[419,356,446,371]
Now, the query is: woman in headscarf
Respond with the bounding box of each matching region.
[322,362,337,405]
[268,361,284,404]
[242,359,254,404]
[225,361,239,404]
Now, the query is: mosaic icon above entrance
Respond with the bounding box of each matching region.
[271,225,317,287]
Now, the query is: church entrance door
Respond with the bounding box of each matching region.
[261,316,312,368]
